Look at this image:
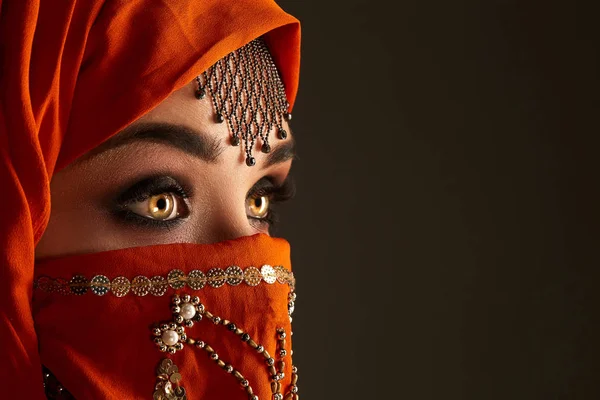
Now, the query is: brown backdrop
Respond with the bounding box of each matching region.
[276,1,598,398]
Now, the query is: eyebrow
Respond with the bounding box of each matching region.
[85,122,296,167]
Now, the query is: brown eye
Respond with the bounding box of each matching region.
[246,195,270,219]
[128,193,184,221]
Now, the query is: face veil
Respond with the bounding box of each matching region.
[34,234,298,399]
[0,1,300,398]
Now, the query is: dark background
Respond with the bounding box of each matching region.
[275,1,598,399]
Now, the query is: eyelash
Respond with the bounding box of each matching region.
[246,177,295,227]
[112,176,191,229]
[112,175,294,229]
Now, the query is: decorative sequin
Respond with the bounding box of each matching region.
[275,265,288,285]
[154,359,187,399]
[244,267,262,286]
[225,265,243,286]
[207,268,226,288]
[35,276,52,292]
[261,265,277,284]
[187,270,206,290]
[90,275,110,296]
[69,275,88,295]
[111,276,131,297]
[131,275,151,296]
[168,269,186,290]
[150,276,168,296]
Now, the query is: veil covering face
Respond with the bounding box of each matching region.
[0,1,300,398]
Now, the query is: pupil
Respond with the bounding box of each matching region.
[156,198,167,210]
[255,198,262,208]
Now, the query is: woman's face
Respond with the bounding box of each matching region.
[35,81,294,259]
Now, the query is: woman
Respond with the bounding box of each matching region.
[0,1,301,399]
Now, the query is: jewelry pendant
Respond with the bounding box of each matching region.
[153,358,187,400]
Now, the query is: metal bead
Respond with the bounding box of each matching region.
[246,156,256,167]
[241,333,250,342]
[231,135,240,146]
[210,353,219,361]
[228,323,237,331]
[284,112,292,121]
[266,357,275,366]
[278,129,288,139]
[181,294,191,303]
[216,113,224,123]
[261,143,271,153]
[256,345,265,353]
[225,364,233,373]
[195,89,206,99]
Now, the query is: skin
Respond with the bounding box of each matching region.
[35,80,294,260]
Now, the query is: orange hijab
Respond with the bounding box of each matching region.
[0,1,300,398]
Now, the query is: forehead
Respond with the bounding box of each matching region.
[135,39,293,167]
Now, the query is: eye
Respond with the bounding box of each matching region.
[127,193,186,221]
[246,194,270,219]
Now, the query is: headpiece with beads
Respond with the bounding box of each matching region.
[194,38,292,167]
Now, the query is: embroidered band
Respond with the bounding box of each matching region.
[34,265,295,297]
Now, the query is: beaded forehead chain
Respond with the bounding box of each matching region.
[194,37,292,167]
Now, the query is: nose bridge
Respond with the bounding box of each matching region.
[203,188,255,244]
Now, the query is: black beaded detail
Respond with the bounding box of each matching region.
[195,37,292,167]
[42,366,75,400]
[194,89,206,99]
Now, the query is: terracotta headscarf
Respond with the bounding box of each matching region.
[0,1,300,398]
